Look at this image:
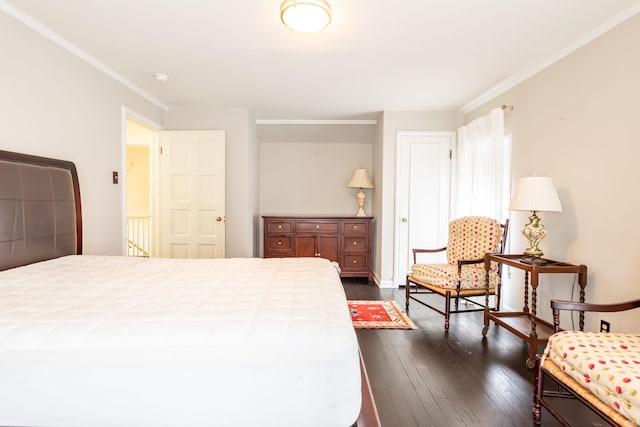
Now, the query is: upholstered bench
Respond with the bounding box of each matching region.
[533,299,640,426]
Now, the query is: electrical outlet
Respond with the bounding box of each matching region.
[600,320,610,333]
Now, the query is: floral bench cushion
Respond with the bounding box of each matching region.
[542,330,640,425]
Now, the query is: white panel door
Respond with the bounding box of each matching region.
[159,130,225,258]
[395,132,454,286]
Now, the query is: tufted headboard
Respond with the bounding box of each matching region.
[0,150,82,271]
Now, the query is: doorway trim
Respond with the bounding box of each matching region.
[121,107,162,255]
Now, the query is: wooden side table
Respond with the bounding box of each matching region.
[482,254,587,369]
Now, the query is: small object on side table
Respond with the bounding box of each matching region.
[519,255,548,265]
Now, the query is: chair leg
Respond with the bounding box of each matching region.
[405,277,410,311]
[444,291,451,332]
[532,355,543,424]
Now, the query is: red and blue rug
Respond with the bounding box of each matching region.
[348,300,417,330]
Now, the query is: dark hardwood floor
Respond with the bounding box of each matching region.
[343,278,609,427]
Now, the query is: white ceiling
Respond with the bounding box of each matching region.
[4,0,639,120]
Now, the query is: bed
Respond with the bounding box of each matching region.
[0,150,362,427]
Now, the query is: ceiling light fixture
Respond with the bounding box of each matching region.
[280,0,332,33]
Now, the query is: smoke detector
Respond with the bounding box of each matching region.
[154,73,169,83]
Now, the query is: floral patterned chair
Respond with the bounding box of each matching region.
[533,298,640,426]
[405,216,509,332]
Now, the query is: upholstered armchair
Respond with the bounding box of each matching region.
[405,216,509,332]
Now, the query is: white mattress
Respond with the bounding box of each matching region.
[0,255,361,427]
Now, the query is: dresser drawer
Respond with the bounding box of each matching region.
[343,236,368,252]
[342,221,369,234]
[296,221,339,233]
[266,221,293,233]
[266,236,293,252]
[342,254,369,271]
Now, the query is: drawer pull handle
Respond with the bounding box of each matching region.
[353,225,357,229]
[278,225,282,229]
[353,260,357,264]
[353,241,357,245]
[315,253,320,257]
[316,225,320,229]
[277,241,282,245]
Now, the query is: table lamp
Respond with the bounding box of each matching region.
[509,176,562,264]
[347,169,374,217]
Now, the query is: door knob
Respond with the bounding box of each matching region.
[216,216,223,222]
[401,218,408,223]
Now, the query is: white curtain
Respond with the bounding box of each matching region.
[453,108,508,221]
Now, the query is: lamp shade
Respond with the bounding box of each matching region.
[280,0,332,33]
[509,176,562,212]
[348,169,374,189]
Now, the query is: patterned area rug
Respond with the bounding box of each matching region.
[348,300,417,330]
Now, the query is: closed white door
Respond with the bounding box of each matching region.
[159,130,226,258]
[395,132,454,286]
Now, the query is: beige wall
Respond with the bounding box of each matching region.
[0,12,164,255]
[465,14,640,332]
[248,113,260,256]
[258,124,376,214]
[259,141,373,216]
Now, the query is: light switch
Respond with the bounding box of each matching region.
[113,171,119,184]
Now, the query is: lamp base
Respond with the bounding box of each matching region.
[521,210,547,259]
[354,188,367,217]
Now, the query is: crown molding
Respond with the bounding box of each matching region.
[459,2,640,115]
[256,119,377,125]
[1,0,169,111]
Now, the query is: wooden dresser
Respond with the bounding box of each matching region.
[262,215,373,281]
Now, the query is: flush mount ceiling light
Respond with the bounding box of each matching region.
[280,0,332,33]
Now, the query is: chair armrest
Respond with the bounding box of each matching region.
[456,258,486,281]
[550,299,640,332]
[412,247,446,263]
[413,247,446,254]
[457,258,484,267]
[551,299,640,313]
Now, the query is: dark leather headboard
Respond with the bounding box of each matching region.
[0,150,82,270]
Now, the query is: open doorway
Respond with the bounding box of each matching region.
[125,116,158,257]
[122,110,226,259]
